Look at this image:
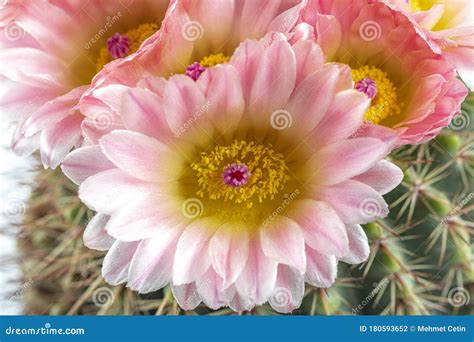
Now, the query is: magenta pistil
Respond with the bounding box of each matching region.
[107,33,130,59]
[185,62,206,81]
[355,77,378,99]
[222,164,251,188]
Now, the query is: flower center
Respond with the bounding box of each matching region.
[185,53,230,81]
[191,140,289,208]
[222,163,251,188]
[185,62,206,81]
[96,22,159,72]
[107,33,130,59]
[352,65,402,125]
[355,78,377,99]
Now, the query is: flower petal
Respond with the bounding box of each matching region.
[310,138,390,186]
[99,130,179,182]
[62,145,115,185]
[127,227,183,293]
[249,37,296,119]
[269,265,304,313]
[105,193,181,241]
[260,217,306,272]
[171,282,201,311]
[40,113,82,169]
[79,169,155,214]
[209,223,249,290]
[172,219,214,285]
[196,268,235,310]
[235,237,278,305]
[83,213,114,251]
[288,200,348,258]
[318,179,389,224]
[305,246,337,288]
[352,160,403,195]
[339,224,370,264]
[102,240,139,285]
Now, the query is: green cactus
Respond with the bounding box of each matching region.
[16,93,473,316]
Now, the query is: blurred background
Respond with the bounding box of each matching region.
[0,94,472,316]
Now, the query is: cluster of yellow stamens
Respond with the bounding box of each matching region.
[352,65,402,125]
[96,22,159,72]
[199,53,230,67]
[409,0,433,11]
[191,140,289,208]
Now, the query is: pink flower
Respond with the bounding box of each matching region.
[298,0,468,145]
[385,0,474,89]
[0,0,170,168]
[78,0,306,144]
[62,33,403,313]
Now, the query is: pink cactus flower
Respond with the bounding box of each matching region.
[0,0,170,168]
[385,0,474,89]
[78,0,306,144]
[298,0,468,145]
[62,33,403,313]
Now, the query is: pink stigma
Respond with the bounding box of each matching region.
[355,78,378,99]
[186,62,206,81]
[107,33,130,59]
[222,164,251,188]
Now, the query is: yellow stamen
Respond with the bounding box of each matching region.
[199,53,230,67]
[409,0,435,12]
[352,65,402,125]
[96,22,159,72]
[191,140,289,208]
